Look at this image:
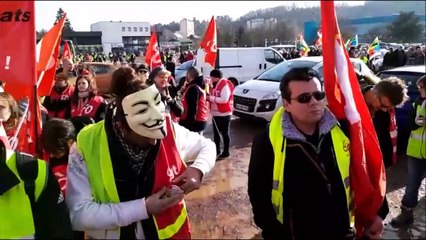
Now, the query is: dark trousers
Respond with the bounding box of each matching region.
[402,156,426,208]
[212,115,231,155]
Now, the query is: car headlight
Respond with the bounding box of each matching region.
[261,91,281,100]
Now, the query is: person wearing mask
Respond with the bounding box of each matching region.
[0,92,19,149]
[208,69,234,160]
[148,67,183,121]
[248,68,388,239]
[0,139,73,239]
[66,67,216,239]
[362,77,409,168]
[70,75,106,123]
[391,75,426,227]
[43,68,74,119]
[179,67,209,134]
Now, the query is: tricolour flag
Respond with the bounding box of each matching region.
[145,32,163,70]
[199,16,217,68]
[321,1,386,236]
[298,35,310,57]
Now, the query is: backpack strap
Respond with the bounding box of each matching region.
[15,151,38,210]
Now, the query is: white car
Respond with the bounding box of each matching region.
[233,56,379,122]
[174,59,195,86]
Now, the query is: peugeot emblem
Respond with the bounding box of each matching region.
[243,89,249,94]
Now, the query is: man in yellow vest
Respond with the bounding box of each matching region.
[391,75,426,227]
[65,67,216,239]
[0,140,73,239]
[248,67,388,239]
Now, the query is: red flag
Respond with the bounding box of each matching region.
[0,1,36,100]
[36,14,66,96]
[62,40,73,62]
[321,1,386,236]
[199,16,217,68]
[145,32,162,70]
[0,1,42,156]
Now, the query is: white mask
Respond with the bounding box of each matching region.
[121,84,167,139]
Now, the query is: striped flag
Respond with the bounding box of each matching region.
[298,35,310,56]
[368,37,381,56]
[345,38,352,50]
[321,1,386,237]
[351,34,359,47]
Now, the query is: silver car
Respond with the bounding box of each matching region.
[174,59,196,86]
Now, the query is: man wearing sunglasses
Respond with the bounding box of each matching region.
[362,77,409,168]
[248,67,387,239]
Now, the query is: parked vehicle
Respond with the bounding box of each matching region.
[174,59,195,87]
[233,56,379,122]
[377,65,426,152]
[76,62,117,96]
[196,47,284,86]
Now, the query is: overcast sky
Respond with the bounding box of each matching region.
[35,1,365,31]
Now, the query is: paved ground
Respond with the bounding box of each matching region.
[184,117,426,239]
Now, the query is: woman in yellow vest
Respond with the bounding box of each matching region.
[248,67,388,239]
[0,140,73,239]
[65,66,216,239]
[391,75,426,227]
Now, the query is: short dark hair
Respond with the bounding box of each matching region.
[279,67,321,101]
[210,69,222,78]
[41,118,75,153]
[374,77,409,106]
[416,74,426,87]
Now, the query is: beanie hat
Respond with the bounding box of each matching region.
[210,69,222,78]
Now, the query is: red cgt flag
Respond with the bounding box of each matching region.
[0,1,42,156]
[145,32,162,70]
[199,16,217,68]
[36,14,66,96]
[321,1,386,236]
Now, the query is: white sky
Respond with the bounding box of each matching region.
[35,1,365,31]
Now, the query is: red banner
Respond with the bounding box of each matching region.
[0,1,36,100]
[199,16,217,68]
[145,32,162,70]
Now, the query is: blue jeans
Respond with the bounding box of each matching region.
[401,156,426,208]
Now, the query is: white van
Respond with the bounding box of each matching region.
[196,47,284,86]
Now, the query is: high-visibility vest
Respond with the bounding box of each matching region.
[77,117,191,239]
[211,79,234,113]
[406,102,426,159]
[268,107,354,226]
[181,84,209,122]
[0,152,48,239]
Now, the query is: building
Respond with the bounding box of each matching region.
[246,18,277,30]
[62,31,102,54]
[304,14,426,44]
[90,21,151,54]
[179,18,195,38]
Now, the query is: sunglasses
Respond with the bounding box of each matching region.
[291,91,326,104]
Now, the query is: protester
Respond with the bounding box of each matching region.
[66,67,216,239]
[40,118,76,195]
[0,139,73,239]
[248,68,388,239]
[70,75,106,123]
[391,75,426,227]
[148,67,184,120]
[362,77,409,167]
[208,69,234,160]
[0,92,19,149]
[43,68,74,119]
[136,63,149,82]
[179,67,209,134]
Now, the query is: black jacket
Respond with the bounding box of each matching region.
[43,86,72,119]
[0,160,73,239]
[248,111,389,239]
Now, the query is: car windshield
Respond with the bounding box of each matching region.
[377,72,425,94]
[87,65,112,75]
[255,60,320,82]
[177,60,194,70]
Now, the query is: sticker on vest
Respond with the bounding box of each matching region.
[61,95,70,101]
[82,104,94,115]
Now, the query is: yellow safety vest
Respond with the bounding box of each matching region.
[406,103,426,159]
[269,107,354,226]
[0,153,48,239]
[77,120,189,239]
